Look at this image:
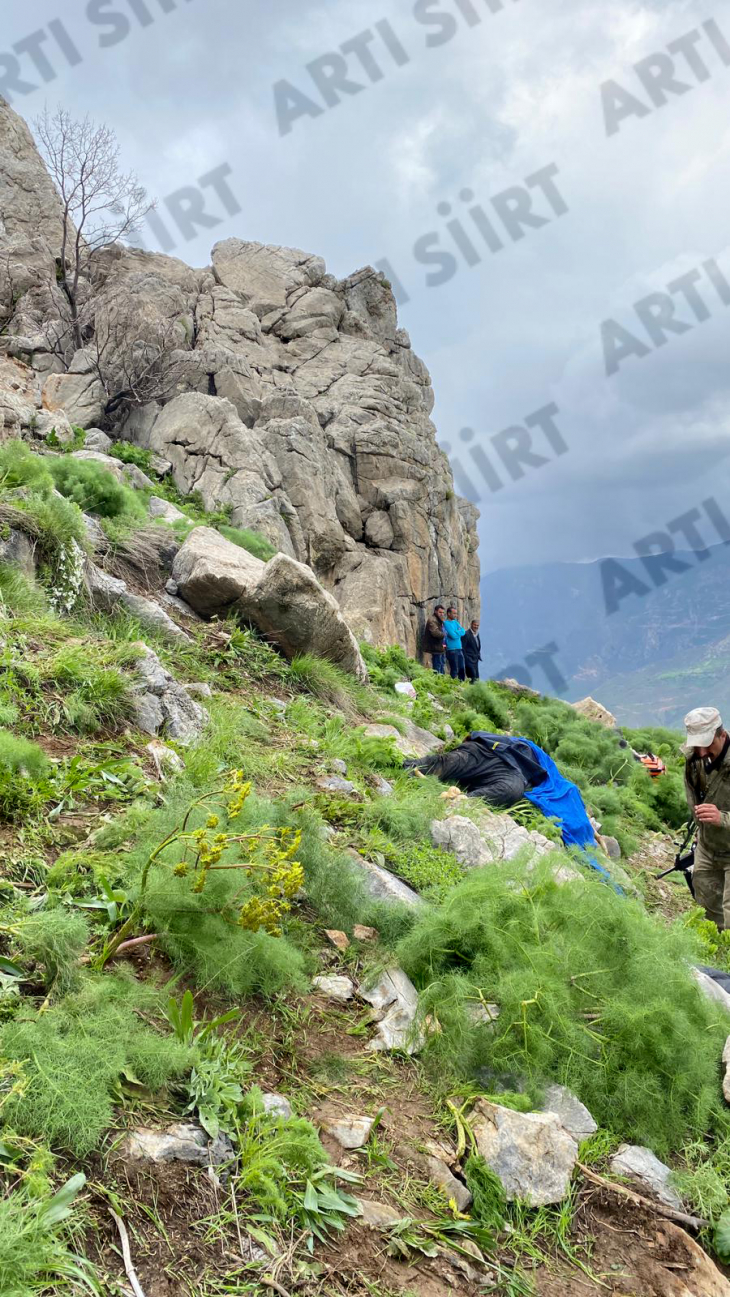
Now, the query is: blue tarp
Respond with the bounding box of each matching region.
[521,738,620,889]
[464,733,622,890]
[515,738,620,889]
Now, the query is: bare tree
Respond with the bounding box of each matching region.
[86,287,202,423]
[34,107,153,352]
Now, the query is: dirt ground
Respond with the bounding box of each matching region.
[78,937,730,1297]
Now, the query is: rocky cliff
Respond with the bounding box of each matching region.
[0,99,479,654]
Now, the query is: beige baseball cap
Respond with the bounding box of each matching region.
[681,706,723,755]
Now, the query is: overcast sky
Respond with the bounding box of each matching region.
[3,0,730,574]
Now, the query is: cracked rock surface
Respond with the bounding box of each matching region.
[0,97,479,653]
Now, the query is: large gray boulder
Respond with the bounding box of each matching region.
[359,966,423,1054]
[362,720,442,759]
[85,560,187,642]
[120,1122,231,1167]
[130,643,208,744]
[250,552,367,681]
[468,804,555,863]
[470,1099,579,1206]
[346,850,424,909]
[0,98,68,304]
[171,525,264,617]
[172,527,367,681]
[542,1085,597,1143]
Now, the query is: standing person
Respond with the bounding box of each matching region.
[423,604,447,674]
[463,619,482,683]
[444,606,466,681]
[683,707,730,929]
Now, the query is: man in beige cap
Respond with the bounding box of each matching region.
[683,707,730,928]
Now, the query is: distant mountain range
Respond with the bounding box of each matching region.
[480,543,730,728]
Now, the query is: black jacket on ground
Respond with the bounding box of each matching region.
[463,630,481,665]
[404,732,546,809]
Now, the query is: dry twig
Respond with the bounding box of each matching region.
[109,1207,147,1297]
[577,1163,707,1232]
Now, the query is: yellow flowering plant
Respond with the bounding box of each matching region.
[98,771,304,966]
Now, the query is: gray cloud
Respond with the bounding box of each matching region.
[3,0,729,579]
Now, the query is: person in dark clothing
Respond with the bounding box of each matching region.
[423,604,447,674]
[463,619,481,683]
[404,731,547,808]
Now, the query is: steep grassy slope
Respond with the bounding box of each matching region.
[1,443,730,1295]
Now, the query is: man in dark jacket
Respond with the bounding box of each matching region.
[683,706,730,929]
[463,619,482,683]
[423,605,446,674]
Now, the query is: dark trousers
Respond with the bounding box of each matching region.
[446,649,466,681]
[431,652,445,675]
[465,659,479,682]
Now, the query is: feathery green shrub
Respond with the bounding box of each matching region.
[397,858,730,1157]
[48,456,143,521]
[109,441,153,471]
[0,972,192,1154]
[0,731,51,821]
[13,909,89,996]
[465,682,511,730]
[0,441,53,495]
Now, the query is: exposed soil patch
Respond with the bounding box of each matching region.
[529,1185,728,1296]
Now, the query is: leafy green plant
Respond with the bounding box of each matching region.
[0,1172,100,1297]
[165,988,240,1047]
[50,752,147,817]
[715,1207,730,1262]
[365,828,463,900]
[182,1033,250,1139]
[47,425,86,452]
[682,908,730,970]
[109,441,153,471]
[235,1089,361,1247]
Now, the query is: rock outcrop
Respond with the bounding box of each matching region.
[172,526,368,680]
[0,99,480,655]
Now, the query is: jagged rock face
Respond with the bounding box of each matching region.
[0,96,67,311]
[0,99,480,654]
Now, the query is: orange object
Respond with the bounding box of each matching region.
[639,754,666,779]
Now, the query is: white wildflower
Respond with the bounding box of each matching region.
[49,538,85,614]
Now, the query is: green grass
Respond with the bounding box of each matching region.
[217,522,276,562]
[1,630,138,738]
[0,1172,99,1297]
[289,653,370,714]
